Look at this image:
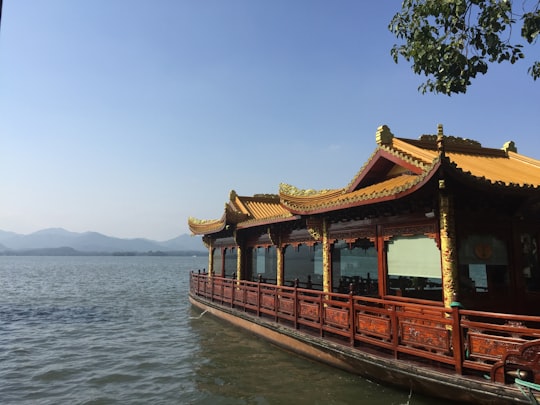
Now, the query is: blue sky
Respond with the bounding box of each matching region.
[0,1,539,240]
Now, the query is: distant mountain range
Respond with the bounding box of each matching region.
[0,228,205,255]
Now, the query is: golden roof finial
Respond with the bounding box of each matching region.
[437,123,444,137]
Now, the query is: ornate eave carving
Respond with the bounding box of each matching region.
[329,227,376,244]
[419,134,482,148]
[279,183,341,198]
[202,235,212,249]
[381,222,439,243]
[306,217,324,241]
[268,226,280,246]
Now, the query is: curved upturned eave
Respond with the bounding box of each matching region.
[188,216,227,236]
[282,161,441,215]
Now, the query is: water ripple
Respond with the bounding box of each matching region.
[0,256,448,405]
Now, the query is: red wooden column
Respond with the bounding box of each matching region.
[376,225,388,297]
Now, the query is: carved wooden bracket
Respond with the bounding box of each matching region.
[382,222,438,241]
[306,217,324,241]
[202,236,212,249]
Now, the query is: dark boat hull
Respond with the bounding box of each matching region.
[190,292,532,405]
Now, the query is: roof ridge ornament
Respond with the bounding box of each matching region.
[502,140,517,153]
[376,125,394,146]
[437,124,445,157]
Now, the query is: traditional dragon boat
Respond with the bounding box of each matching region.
[188,125,540,404]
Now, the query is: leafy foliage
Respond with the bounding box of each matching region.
[389,0,540,95]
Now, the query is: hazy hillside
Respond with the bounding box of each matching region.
[0,228,204,253]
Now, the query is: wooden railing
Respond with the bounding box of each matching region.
[189,272,540,380]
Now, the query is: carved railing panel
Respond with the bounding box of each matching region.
[189,272,540,383]
[261,293,275,310]
[246,291,258,306]
[324,306,349,329]
[467,332,526,363]
[357,313,391,340]
[278,297,294,315]
[299,302,319,321]
[400,321,451,353]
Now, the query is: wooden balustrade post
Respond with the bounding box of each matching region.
[243,282,247,312]
[210,273,214,302]
[391,305,399,359]
[319,292,324,337]
[221,278,225,304]
[201,273,204,297]
[231,278,235,308]
[274,286,279,323]
[257,277,261,317]
[451,299,464,375]
[349,290,355,346]
[294,278,299,329]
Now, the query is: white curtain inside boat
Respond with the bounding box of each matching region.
[386,235,441,278]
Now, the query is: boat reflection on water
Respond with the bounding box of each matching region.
[188,306,448,405]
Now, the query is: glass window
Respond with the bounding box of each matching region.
[332,239,378,295]
[387,236,441,278]
[224,247,237,278]
[386,235,442,301]
[255,247,265,274]
[314,245,323,276]
[458,234,509,295]
[468,264,488,291]
[284,244,321,290]
[213,248,223,276]
[521,233,540,292]
[458,234,508,265]
[252,246,277,284]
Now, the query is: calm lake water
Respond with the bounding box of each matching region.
[0,256,450,404]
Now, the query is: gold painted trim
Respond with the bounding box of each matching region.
[439,191,457,309]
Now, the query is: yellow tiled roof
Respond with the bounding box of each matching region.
[234,194,295,229]
[386,137,438,166]
[188,125,540,234]
[280,127,540,214]
[232,193,291,220]
[446,151,540,187]
[280,171,435,214]
[393,132,540,188]
[188,191,294,235]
